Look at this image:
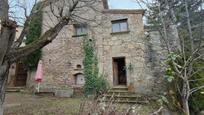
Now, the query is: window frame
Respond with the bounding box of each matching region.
[73,23,88,37]
[111,19,129,33]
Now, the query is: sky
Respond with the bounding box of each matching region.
[9,0,147,25]
[108,0,146,9]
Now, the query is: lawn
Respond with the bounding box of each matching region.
[4,93,82,115]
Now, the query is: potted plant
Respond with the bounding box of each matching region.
[128,82,134,93]
[126,63,135,93]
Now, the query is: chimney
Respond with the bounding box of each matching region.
[102,0,109,9]
[0,1,3,19]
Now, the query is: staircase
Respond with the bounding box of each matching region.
[6,87,25,92]
[102,86,149,104]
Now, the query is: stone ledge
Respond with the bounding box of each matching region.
[54,89,74,98]
[111,30,130,35]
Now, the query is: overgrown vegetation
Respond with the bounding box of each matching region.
[163,52,184,113]
[163,52,204,114]
[178,11,204,114]
[189,60,204,114]
[21,3,43,70]
[83,38,108,96]
[144,1,204,114]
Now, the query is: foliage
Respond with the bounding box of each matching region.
[157,95,169,106]
[164,51,204,114]
[178,9,204,114]
[189,59,204,114]
[164,52,181,83]
[83,38,108,96]
[126,62,134,73]
[177,9,204,115]
[21,3,43,70]
[163,52,184,112]
[147,1,204,114]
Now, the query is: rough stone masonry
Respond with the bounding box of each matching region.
[8,0,167,96]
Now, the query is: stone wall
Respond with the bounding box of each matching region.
[39,0,105,91]
[94,13,166,95]
[38,0,166,95]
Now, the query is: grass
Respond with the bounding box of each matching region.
[4,93,82,115]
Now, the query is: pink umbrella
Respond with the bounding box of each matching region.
[35,60,43,92]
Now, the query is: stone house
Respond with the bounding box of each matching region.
[7,0,166,96]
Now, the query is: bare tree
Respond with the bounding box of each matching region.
[135,0,204,115]
[0,0,102,114]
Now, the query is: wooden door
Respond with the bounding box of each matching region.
[15,62,27,87]
[113,57,127,86]
[113,59,118,86]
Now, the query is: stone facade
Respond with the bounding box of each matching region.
[8,0,166,95]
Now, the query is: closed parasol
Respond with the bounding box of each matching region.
[35,60,43,92]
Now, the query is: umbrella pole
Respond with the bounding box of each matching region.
[37,82,40,93]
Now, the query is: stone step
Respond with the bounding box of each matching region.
[104,94,149,104]
[102,87,150,104]
[35,92,55,96]
[103,98,149,104]
[108,89,129,93]
[112,86,128,90]
[6,87,25,92]
[104,94,144,98]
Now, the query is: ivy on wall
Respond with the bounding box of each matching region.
[21,3,42,70]
[83,38,108,96]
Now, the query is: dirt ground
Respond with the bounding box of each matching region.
[4,92,82,115]
[4,92,161,115]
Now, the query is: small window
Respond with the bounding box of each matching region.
[74,24,87,36]
[111,19,128,33]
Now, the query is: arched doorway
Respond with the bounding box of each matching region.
[74,73,85,86]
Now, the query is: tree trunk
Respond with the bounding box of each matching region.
[0,102,3,115]
[0,0,79,114]
[182,81,190,115]
[0,63,9,115]
[182,97,190,115]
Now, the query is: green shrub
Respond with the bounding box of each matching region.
[83,38,108,96]
[95,75,109,95]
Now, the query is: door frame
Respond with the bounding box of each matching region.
[14,61,27,87]
[112,57,127,86]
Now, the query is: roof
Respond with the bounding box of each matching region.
[102,9,145,15]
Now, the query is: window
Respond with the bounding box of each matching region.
[74,24,87,36]
[111,19,128,33]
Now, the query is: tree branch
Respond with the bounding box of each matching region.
[6,0,79,63]
[190,85,204,95]
[12,1,46,48]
